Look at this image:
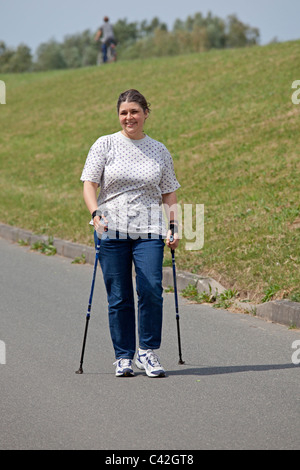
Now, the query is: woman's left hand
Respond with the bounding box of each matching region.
[94,215,109,235]
[166,230,179,249]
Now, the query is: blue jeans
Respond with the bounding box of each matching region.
[102,39,115,63]
[95,232,165,359]
[102,43,108,63]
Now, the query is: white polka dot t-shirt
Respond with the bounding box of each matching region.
[80,131,180,236]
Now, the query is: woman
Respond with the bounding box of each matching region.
[80,89,180,377]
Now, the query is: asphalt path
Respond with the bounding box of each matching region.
[0,237,299,451]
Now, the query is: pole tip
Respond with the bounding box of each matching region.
[178,359,185,365]
[75,368,83,374]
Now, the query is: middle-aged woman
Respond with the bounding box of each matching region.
[80,89,180,378]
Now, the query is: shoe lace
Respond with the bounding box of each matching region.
[147,350,162,367]
[114,359,132,368]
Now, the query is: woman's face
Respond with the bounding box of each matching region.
[119,101,148,140]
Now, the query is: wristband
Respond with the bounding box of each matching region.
[169,221,178,235]
[92,210,99,219]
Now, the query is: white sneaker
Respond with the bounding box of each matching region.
[135,349,166,377]
[113,359,134,377]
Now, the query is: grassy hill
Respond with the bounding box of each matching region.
[1,41,299,302]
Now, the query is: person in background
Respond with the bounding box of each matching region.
[95,16,116,64]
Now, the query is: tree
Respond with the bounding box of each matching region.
[113,19,139,46]
[61,29,96,68]
[0,42,14,72]
[7,44,32,72]
[0,41,32,73]
[173,19,185,32]
[226,14,260,48]
[0,41,6,56]
[35,40,66,71]
[140,17,168,36]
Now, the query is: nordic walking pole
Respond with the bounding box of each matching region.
[75,237,101,375]
[170,236,185,365]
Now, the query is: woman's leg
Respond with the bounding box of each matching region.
[133,238,165,350]
[99,237,136,359]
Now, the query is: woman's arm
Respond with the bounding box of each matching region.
[83,181,107,234]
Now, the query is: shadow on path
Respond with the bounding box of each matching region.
[77,363,298,377]
[167,363,298,376]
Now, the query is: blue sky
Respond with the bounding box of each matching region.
[1,0,299,52]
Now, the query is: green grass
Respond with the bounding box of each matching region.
[1,41,300,302]
[30,237,57,256]
[181,284,239,309]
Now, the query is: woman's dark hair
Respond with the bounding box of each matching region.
[117,89,151,115]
